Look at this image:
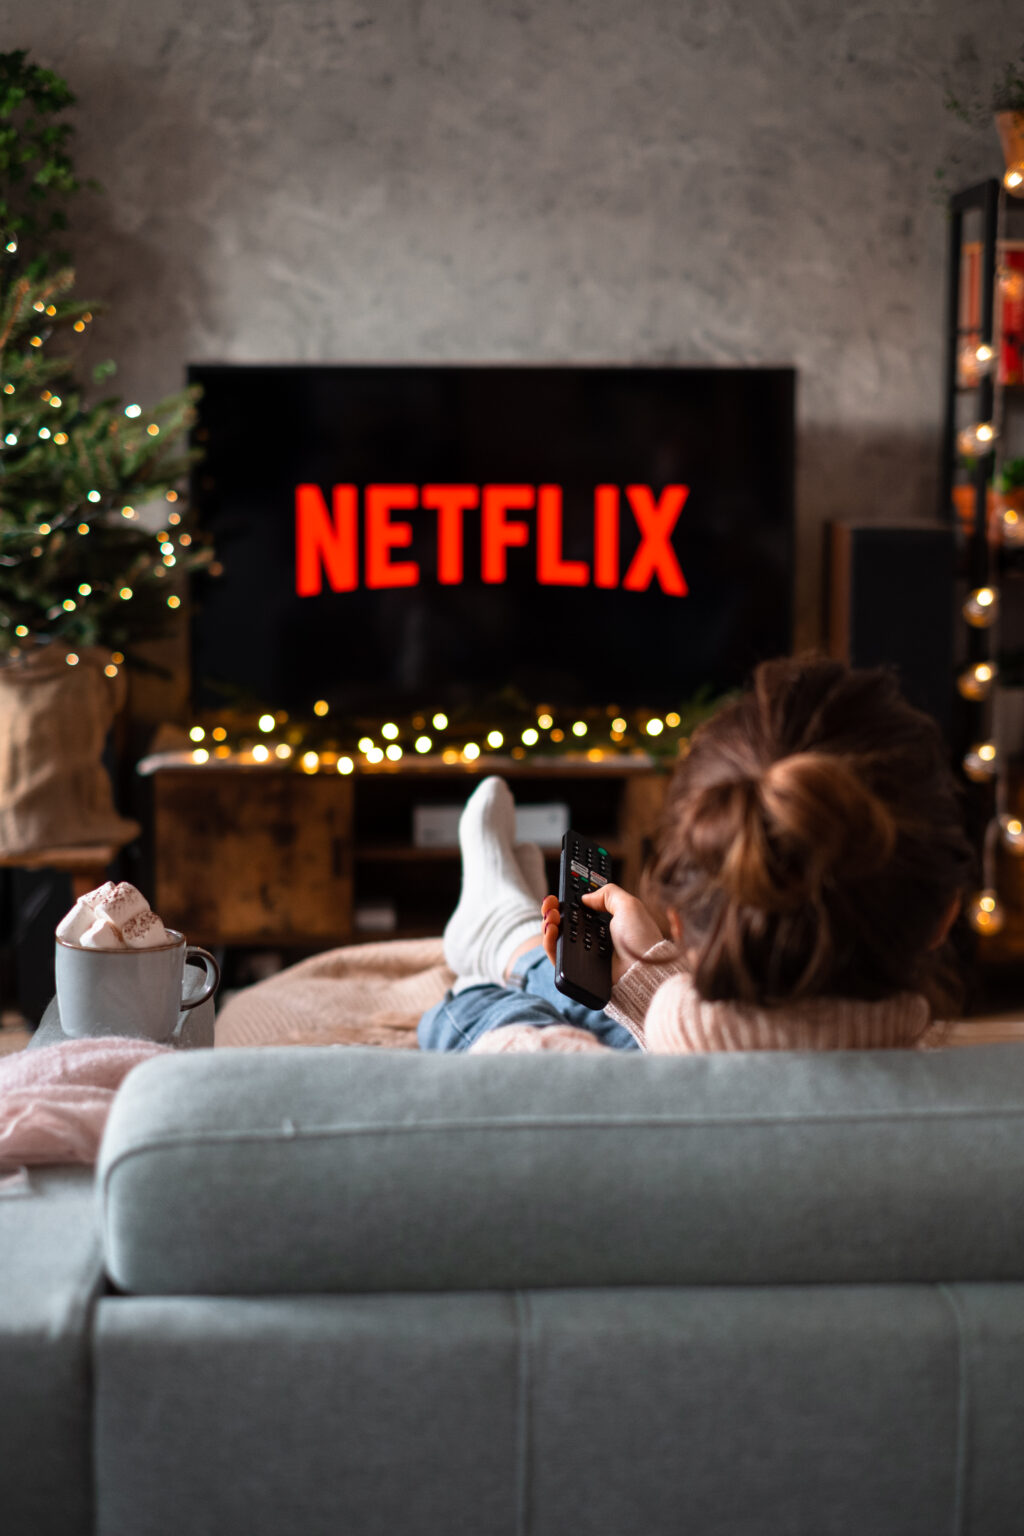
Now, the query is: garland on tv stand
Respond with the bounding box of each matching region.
[149,692,729,775]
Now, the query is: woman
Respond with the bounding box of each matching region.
[418,657,973,1055]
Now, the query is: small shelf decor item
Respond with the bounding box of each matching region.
[996,109,1024,197]
[943,48,1024,198]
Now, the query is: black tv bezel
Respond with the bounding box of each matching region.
[186,361,796,719]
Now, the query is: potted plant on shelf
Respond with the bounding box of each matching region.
[0,50,209,859]
[944,49,1024,195]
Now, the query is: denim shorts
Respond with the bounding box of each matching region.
[417,944,639,1052]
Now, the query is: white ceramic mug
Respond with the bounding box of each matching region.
[55,929,220,1042]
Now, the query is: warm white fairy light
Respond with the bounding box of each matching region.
[963,741,998,782]
[646,718,665,736]
[382,722,399,740]
[365,746,384,764]
[301,752,319,773]
[386,744,402,761]
[358,736,374,753]
[963,586,999,627]
[415,736,432,753]
[313,699,329,717]
[124,404,141,418]
[192,748,209,764]
[572,721,587,737]
[958,421,999,456]
[338,756,354,774]
[1005,166,1024,193]
[14,625,28,637]
[189,726,205,742]
[487,730,503,748]
[522,727,539,745]
[167,595,181,609]
[119,586,133,600]
[957,660,997,701]
[65,653,78,666]
[537,712,553,729]
[463,742,481,760]
[78,582,91,595]
[87,490,101,503]
[275,743,292,760]
[104,664,118,678]
[258,713,275,732]
[432,712,448,730]
[251,743,270,763]
[967,888,1005,935]
[1001,815,1024,854]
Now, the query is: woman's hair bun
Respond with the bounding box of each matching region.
[684,752,896,911]
[649,657,974,1011]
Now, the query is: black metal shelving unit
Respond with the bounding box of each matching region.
[942,179,1024,986]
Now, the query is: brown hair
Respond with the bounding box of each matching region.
[647,657,973,1014]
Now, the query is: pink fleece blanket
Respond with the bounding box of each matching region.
[0,1036,171,1175]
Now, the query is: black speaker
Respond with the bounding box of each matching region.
[827,522,955,736]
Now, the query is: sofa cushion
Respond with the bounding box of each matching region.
[98,1044,1024,1295]
[0,1166,104,1536]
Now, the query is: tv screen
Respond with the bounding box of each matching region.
[187,364,794,718]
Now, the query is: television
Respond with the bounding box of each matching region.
[187,365,795,720]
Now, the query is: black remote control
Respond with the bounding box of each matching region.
[554,831,614,1010]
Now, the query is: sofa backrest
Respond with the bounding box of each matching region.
[97,1044,1024,1296]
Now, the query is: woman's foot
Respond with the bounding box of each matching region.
[443,778,545,990]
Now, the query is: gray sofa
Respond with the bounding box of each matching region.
[5,1041,1024,1535]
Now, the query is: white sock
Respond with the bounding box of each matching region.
[444,777,543,990]
[515,841,548,902]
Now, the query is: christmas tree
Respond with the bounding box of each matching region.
[0,49,210,671]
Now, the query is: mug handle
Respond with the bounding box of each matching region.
[180,946,221,1009]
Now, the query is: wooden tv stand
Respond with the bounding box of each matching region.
[145,756,669,952]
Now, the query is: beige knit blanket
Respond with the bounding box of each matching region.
[215,937,453,1050]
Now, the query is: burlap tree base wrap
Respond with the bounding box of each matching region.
[0,646,139,858]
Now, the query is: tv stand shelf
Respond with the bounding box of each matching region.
[144,756,668,951]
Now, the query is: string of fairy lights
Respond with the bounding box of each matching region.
[955,169,1024,937]
[171,700,698,774]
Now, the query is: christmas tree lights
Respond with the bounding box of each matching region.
[0,50,211,668]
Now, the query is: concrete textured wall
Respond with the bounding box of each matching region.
[6,0,1022,653]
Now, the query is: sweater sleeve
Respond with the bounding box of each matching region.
[603,939,689,1047]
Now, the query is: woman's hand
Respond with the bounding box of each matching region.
[541,884,665,985]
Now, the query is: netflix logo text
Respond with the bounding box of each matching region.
[294,483,690,596]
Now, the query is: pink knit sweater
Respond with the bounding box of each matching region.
[470,940,937,1055]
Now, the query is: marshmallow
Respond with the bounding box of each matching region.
[79,913,126,950]
[56,898,95,945]
[121,909,170,949]
[57,880,170,952]
[81,880,149,930]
